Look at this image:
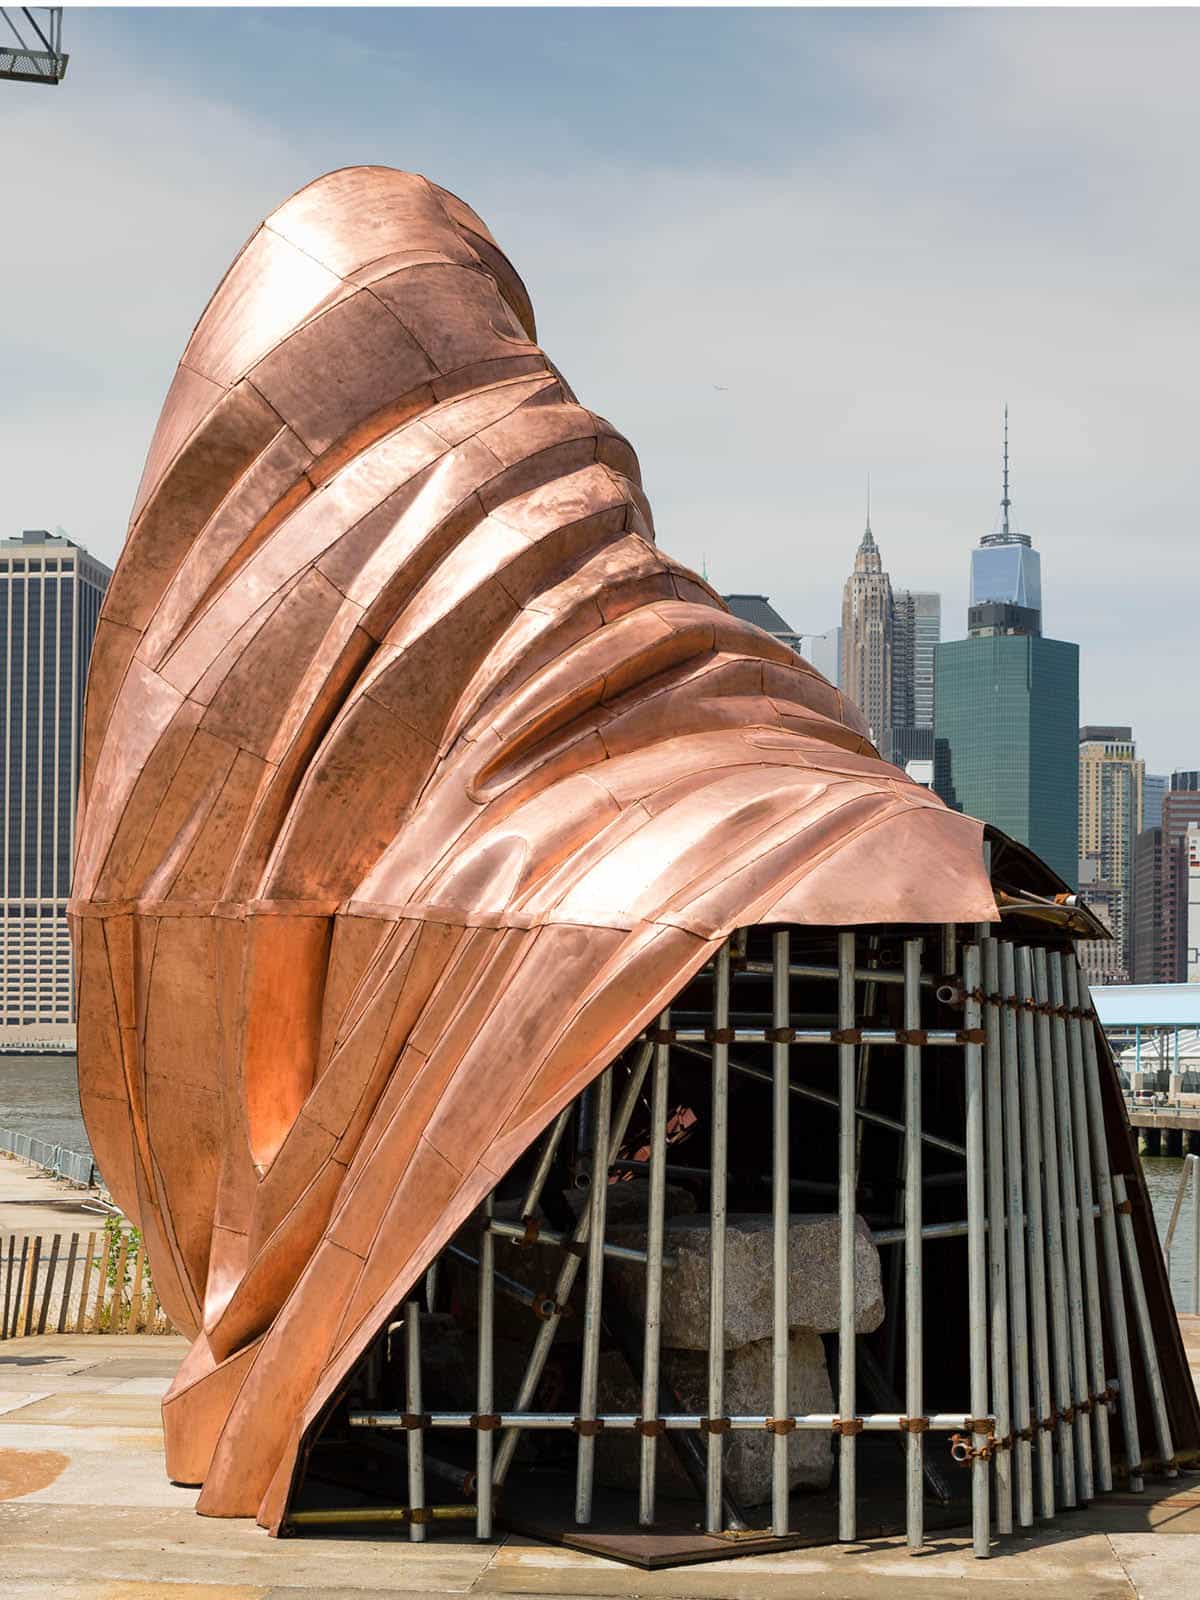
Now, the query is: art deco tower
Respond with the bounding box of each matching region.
[839,506,893,746]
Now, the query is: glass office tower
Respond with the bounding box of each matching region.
[934,634,1079,885]
[0,530,111,1039]
[970,534,1042,615]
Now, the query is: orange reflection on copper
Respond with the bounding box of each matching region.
[71,167,999,1529]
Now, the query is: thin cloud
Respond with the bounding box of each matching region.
[0,7,1194,769]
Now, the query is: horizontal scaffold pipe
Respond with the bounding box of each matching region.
[871,1205,1102,1249]
[486,1216,675,1269]
[674,1041,967,1159]
[348,1411,993,1432]
[736,959,938,990]
[666,1027,970,1047]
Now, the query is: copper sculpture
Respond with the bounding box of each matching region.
[72,167,1153,1535]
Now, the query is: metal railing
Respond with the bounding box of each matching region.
[1163,1154,1200,1316]
[0,1128,99,1189]
[1123,1097,1200,1118]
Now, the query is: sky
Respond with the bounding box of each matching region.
[2,6,1196,771]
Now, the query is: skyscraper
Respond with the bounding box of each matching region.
[1,530,111,1043]
[896,592,940,729]
[1186,824,1200,983]
[1161,775,1200,982]
[1078,725,1144,977]
[1143,772,1168,831]
[1131,825,1166,983]
[935,635,1079,883]
[840,511,893,746]
[968,408,1043,638]
[933,414,1079,885]
[888,590,940,767]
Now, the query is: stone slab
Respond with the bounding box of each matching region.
[0,1388,51,1416]
[0,1392,169,1427]
[607,1212,884,1348]
[597,1327,834,1500]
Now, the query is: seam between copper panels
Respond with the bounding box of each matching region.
[73,165,1193,1546]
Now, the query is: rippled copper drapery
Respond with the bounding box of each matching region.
[71,167,1004,1530]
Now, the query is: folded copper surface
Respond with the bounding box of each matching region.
[71,166,1000,1529]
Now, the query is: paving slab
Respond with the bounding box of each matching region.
[0,1503,499,1592]
[3,1586,271,1600]
[0,1155,109,1234]
[475,1526,1137,1598]
[0,1386,52,1415]
[1,1390,180,1426]
[1107,1531,1200,1600]
[0,1328,1196,1598]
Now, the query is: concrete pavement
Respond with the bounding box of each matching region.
[0,1154,111,1237]
[0,1327,1198,1599]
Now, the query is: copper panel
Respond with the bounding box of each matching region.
[248,289,436,454]
[73,165,1009,1531]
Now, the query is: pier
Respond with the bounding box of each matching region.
[1124,1099,1200,1157]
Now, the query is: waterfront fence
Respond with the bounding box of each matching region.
[0,1127,99,1188]
[1,1227,174,1338]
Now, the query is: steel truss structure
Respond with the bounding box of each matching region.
[290,922,1187,1562]
[0,7,67,85]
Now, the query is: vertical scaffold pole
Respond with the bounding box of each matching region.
[494,1046,653,1489]
[998,941,1033,1527]
[1048,951,1094,1503]
[1113,1173,1177,1477]
[982,934,1012,1533]
[838,929,858,1543]
[476,1195,495,1539]
[1072,954,1143,1492]
[1032,947,1076,1507]
[707,950,731,1533]
[772,930,791,1536]
[1063,957,1112,1493]
[903,936,924,1551]
[575,1065,613,1524]
[1014,946,1056,1517]
[964,939,990,1558]
[639,1010,671,1526]
[405,1301,426,1542]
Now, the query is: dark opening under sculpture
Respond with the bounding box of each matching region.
[72,167,1198,1558]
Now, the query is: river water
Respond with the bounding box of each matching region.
[1142,1155,1197,1312]
[0,1054,90,1152]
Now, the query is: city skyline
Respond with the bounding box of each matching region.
[2,8,1195,772]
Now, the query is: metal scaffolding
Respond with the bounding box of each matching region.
[319,926,1180,1561]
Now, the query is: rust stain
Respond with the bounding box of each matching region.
[0,1446,69,1500]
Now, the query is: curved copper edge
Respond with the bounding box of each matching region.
[72,166,1003,1528]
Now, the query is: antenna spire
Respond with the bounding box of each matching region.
[1001,405,1011,538]
[866,472,871,534]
